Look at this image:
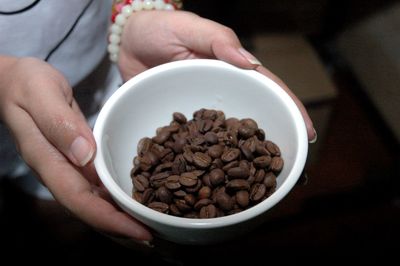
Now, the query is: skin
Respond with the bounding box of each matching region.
[0,10,315,244]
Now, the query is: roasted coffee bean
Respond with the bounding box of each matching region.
[202,174,212,187]
[187,121,199,136]
[222,160,239,172]
[173,190,187,198]
[266,141,281,156]
[246,174,256,186]
[228,208,243,215]
[184,194,196,206]
[189,144,206,153]
[254,169,266,183]
[183,149,194,164]
[189,135,206,146]
[175,199,192,213]
[227,166,250,179]
[153,162,173,174]
[250,183,267,202]
[236,190,250,208]
[192,152,212,168]
[164,140,175,150]
[255,128,265,141]
[253,155,272,168]
[152,128,171,144]
[208,145,224,158]
[204,131,218,145]
[165,175,181,190]
[238,124,256,139]
[169,204,182,216]
[156,186,173,204]
[165,123,180,133]
[199,204,217,218]
[209,168,225,187]
[225,117,240,131]
[172,154,187,174]
[148,201,169,213]
[211,186,226,202]
[130,108,284,219]
[270,156,284,173]
[173,112,187,124]
[161,151,174,163]
[194,198,213,211]
[210,158,224,170]
[221,148,241,163]
[179,172,198,187]
[255,142,271,156]
[223,130,238,147]
[192,169,205,177]
[226,179,250,191]
[172,137,186,153]
[198,186,212,199]
[150,172,169,188]
[200,119,214,133]
[132,174,149,192]
[244,136,258,153]
[138,157,152,171]
[137,137,153,157]
[240,118,258,130]
[184,212,199,218]
[185,179,202,193]
[240,144,254,161]
[130,161,140,177]
[202,109,217,120]
[142,188,155,204]
[133,191,143,203]
[143,151,160,166]
[216,192,233,211]
[263,172,277,188]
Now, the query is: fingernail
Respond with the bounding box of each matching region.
[70,136,94,166]
[309,128,318,144]
[238,47,262,66]
[141,240,154,248]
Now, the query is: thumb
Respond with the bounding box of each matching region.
[26,83,95,167]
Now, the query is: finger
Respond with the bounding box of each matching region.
[6,106,153,241]
[177,12,261,68]
[20,78,95,167]
[257,65,317,142]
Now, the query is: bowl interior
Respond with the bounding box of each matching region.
[94,59,307,224]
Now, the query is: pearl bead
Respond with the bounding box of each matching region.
[109,53,119,63]
[164,4,174,10]
[110,24,122,34]
[121,5,133,17]
[109,33,121,44]
[143,0,154,10]
[154,0,165,10]
[107,43,119,54]
[115,13,126,26]
[131,1,143,11]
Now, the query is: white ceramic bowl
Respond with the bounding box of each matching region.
[93,59,308,245]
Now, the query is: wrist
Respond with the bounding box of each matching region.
[108,0,183,63]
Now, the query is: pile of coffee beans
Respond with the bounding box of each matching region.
[130,109,284,218]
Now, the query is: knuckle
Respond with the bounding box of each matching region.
[46,114,76,141]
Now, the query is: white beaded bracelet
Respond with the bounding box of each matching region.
[108,0,181,63]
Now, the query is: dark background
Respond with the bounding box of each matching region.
[1,0,399,264]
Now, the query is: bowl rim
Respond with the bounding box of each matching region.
[93,59,308,229]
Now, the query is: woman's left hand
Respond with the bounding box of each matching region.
[118,10,316,142]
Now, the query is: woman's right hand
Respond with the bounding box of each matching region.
[0,56,152,243]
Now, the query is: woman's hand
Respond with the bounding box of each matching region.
[119,11,316,141]
[0,56,152,243]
